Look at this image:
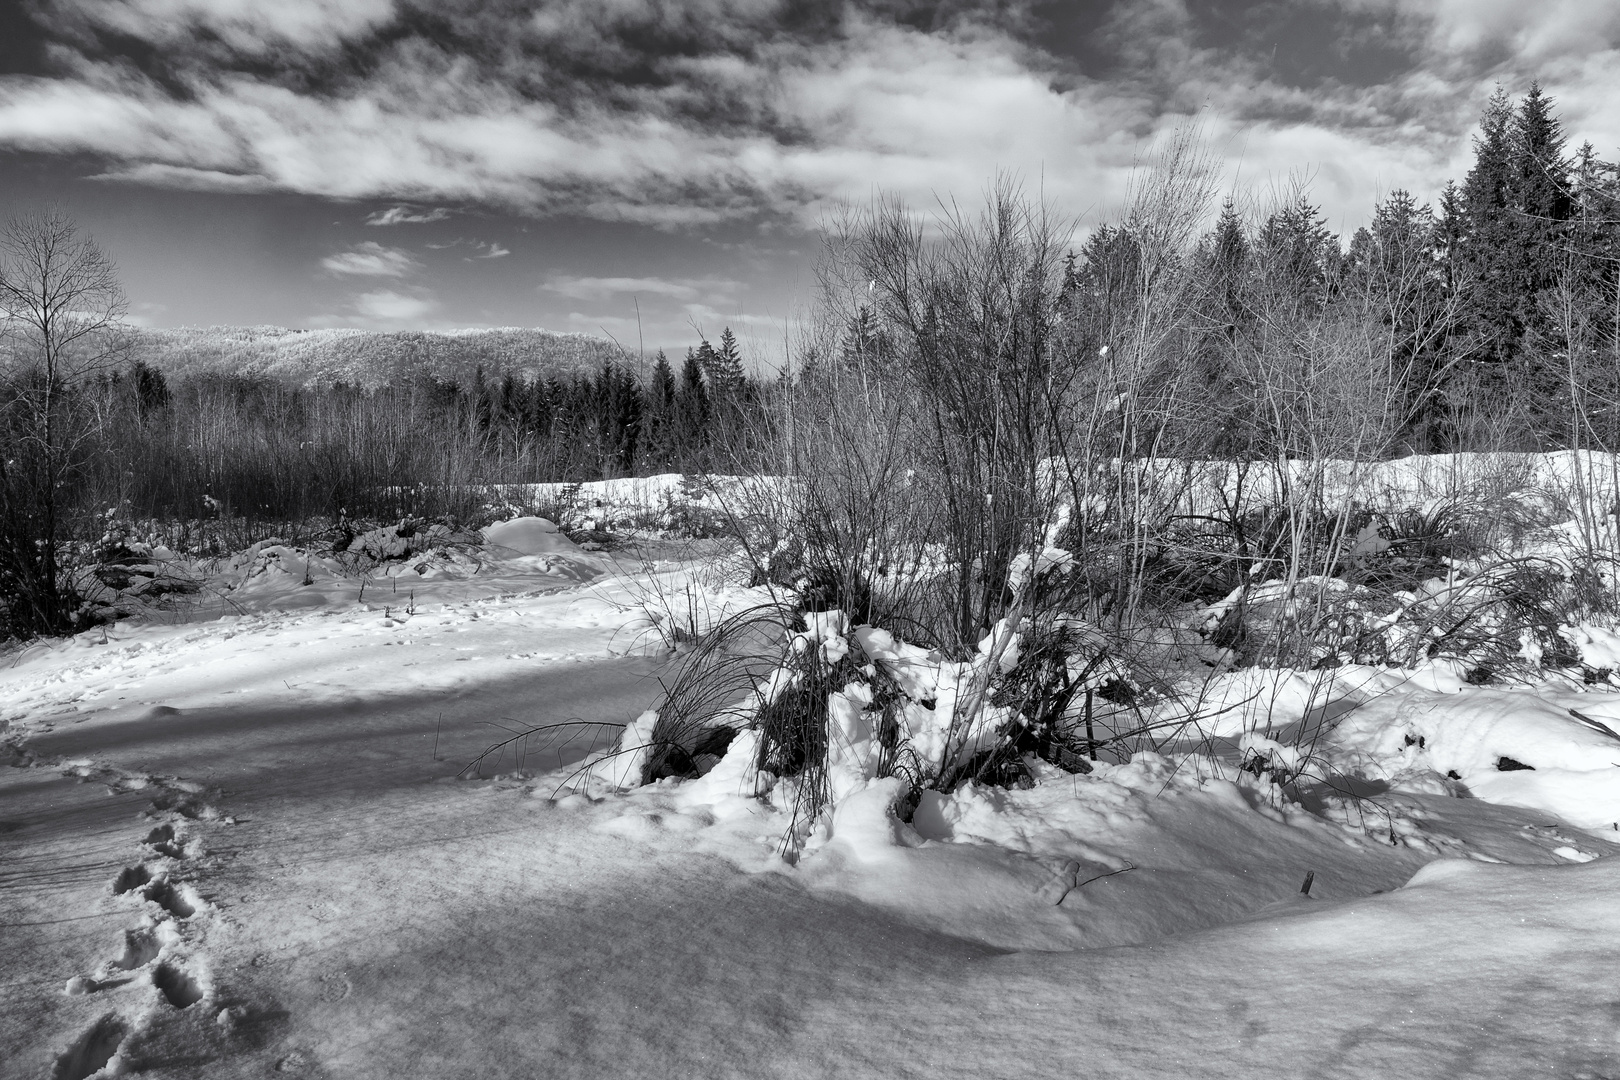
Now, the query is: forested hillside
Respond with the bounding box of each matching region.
[129,325,624,390]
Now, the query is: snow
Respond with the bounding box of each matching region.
[480,515,578,556]
[6,503,1620,1079]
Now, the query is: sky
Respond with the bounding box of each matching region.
[1,1,1619,362]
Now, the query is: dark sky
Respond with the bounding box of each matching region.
[1,0,1617,360]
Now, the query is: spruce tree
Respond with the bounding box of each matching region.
[697,330,745,399]
[131,359,169,420]
[1256,194,1338,309]
[1348,190,1455,448]
[595,361,641,476]
[1434,180,1468,292]
[716,328,745,391]
[1452,85,1576,438]
[1206,198,1250,322]
[1191,201,1254,457]
[469,365,494,432]
[1510,83,1573,350]
[676,348,710,468]
[1458,89,1517,359]
[1570,142,1619,273]
[641,350,678,471]
[527,375,553,442]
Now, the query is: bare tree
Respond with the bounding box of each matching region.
[0,208,128,636]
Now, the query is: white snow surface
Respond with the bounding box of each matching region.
[4,516,1620,1078]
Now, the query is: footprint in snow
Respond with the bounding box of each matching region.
[144,823,186,859]
[114,862,199,917]
[148,790,220,820]
[113,927,161,971]
[112,864,152,895]
[52,1014,126,1080]
[153,962,204,1009]
[143,879,198,919]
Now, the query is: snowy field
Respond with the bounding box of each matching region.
[5,502,1620,1079]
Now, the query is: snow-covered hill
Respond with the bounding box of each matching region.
[130,325,624,389]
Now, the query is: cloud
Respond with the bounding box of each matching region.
[366,205,451,226]
[3,0,1618,235]
[353,289,436,323]
[321,241,418,277]
[1414,0,1620,64]
[89,162,280,192]
[472,242,510,259]
[45,0,397,54]
[542,276,740,303]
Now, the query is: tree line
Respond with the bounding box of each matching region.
[0,201,767,636]
[778,85,1620,661]
[1044,82,1620,457]
[805,83,1619,460]
[118,322,761,504]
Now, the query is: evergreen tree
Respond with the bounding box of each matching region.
[715,328,745,393]
[130,359,169,420]
[1510,83,1573,349]
[1075,224,1143,306]
[1346,190,1456,448]
[1449,84,1576,439]
[1205,198,1250,322]
[527,375,553,442]
[1256,194,1338,308]
[1068,224,1146,363]
[697,330,745,400]
[1570,142,1620,273]
[1189,202,1254,457]
[676,347,710,466]
[1456,88,1518,362]
[1057,250,1081,308]
[497,371,523,427]
[640,350,678,471]
[1512,83,1572,234]
[593,360,641,476]
[1434,180,1468,292]
[469,365,494,433]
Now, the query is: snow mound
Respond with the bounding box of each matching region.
[482,516,579,555]
[1333,687,1620,829]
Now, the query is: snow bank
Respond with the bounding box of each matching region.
[481,516,578,555]
[1332,687,1620,829]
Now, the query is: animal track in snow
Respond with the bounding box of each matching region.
[51,1013,126,1080]
[153,962,203,1009]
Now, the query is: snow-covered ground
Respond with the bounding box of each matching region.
[5,515,1620,1079]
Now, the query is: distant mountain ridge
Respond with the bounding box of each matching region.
[131,325,627,389]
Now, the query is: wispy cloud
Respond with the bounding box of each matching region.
[354,289,436,323]
[472,242,510,259]
[89,162,281,192]
[2,0,1617,233]
[321,241,418,277]
[366,205,451,226]
[47,0,397,55]
[542,275,739,303]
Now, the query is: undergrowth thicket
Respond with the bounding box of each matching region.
[582,145,1620,850]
